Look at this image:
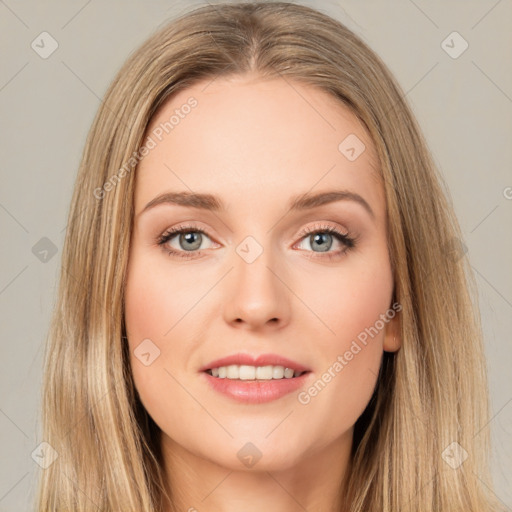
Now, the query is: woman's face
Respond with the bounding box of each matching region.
[124,73,400,472]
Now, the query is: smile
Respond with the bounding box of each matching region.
[205,364,309,380]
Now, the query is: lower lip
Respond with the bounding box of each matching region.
[201,371,312,404]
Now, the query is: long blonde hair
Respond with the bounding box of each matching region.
[37,2,503,510]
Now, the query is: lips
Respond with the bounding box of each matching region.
[199,352,311,373]
[202,370,311,403]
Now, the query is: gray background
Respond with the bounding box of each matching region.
[1,0,511,510]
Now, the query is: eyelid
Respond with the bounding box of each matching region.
[157,222,218,246]
[296,223,350,239]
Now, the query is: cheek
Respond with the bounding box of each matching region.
[302,248,393,352]
[124,266,170,340]
[297,248,393,421]
[123,251,184,412]
[124,248,218,421]
[124,249,199,343]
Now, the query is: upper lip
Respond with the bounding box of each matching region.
[200,353,311,373]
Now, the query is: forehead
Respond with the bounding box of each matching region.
[135,74,384,218]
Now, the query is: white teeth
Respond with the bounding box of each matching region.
[207,364,305,380]
[284,367,295,378]
[226,365,239,379]
[256,366,272,379]
[239,365,256,380]
[272,366,284,379]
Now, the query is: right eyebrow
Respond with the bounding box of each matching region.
[140,191,223,216]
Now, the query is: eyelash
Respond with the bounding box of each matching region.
[156,222,358,261]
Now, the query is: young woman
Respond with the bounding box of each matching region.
[36,2,504,511]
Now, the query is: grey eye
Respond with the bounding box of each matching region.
[308,232,333,252]
[178,231,204,251]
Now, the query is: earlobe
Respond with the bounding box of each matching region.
[383,317,401,352]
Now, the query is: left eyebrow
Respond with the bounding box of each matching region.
[289,190,375,219]
[139,189,375,219]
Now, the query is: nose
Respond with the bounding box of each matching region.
[223,243,291,330]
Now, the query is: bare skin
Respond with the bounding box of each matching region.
[124,73,401,512]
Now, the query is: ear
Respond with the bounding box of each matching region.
[383,314,401,353]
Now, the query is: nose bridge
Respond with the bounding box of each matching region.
[224,231,289,326]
